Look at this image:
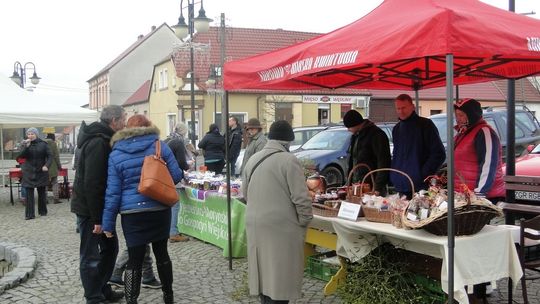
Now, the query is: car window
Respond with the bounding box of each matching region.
[431,117,448,143]
[292,131,305,146]
[516,112,538,134]
[484,117,501,138]
[302,129,349,150]
[500,116,525,139]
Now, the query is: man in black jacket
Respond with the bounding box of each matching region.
[344,110,391,196]
[71,105,126,304]
[228,116,243,175]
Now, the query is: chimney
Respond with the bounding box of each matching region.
[137,34,144,40]
[151,25,156,31]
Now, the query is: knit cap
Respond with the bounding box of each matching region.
[268,120,294,141]
[343,110,364,128]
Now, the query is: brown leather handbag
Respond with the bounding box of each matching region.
[138,140,179,206]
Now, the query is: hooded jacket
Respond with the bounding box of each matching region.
[101,125,183,233]
[70,121,115,225]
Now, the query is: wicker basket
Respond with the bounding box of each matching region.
[345,163,375,203]
[360,168,415,224]
[312,202,341,217]
[402,197,504,236]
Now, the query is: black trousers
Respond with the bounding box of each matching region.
[77,215,119,304]
[25,186,47,218]
[205,160,225,175]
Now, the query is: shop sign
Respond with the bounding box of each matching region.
[303,95,357,104]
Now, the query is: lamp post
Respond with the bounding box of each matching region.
[205,65,221,123]
[172,0,212,147]
[10,61,41,89]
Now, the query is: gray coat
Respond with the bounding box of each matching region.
[242,140,313,300]
[240,131,267,174]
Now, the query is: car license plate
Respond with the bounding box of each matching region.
[515,191,540,202]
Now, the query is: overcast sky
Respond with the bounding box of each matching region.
[1,0,539,104]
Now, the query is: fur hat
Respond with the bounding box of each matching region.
[245,118,262,129]
[268,120,294,142]
[454,98,482,126]
[26,127,39,137]
[343,110,364,128]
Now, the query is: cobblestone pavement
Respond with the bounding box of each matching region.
[0,176,538,303]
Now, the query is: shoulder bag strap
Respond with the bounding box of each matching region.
[155,140,161,159]
[247,151,283,186]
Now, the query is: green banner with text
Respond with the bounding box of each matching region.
[177,188,247,258]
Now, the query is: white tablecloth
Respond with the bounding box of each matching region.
[310,216,523,304]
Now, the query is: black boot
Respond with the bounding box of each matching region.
[156,260,174,304]
[124,267,142,304]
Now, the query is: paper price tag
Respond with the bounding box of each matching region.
[338,201,361,221]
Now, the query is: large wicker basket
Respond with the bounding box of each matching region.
[402,197,504,236]
[360,168,415,224]
[345,163,375,203]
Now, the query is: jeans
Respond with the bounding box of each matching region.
[169,202,181,236]
[77,215,119,304]
[111,245,156,282]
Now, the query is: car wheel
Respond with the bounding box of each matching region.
[321,166,343,187]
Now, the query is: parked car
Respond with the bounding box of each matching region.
[294,122,395,186]
[429,106,540,160]
[290,124,340,151]
[234,124,342,175]
[504,144,540,176]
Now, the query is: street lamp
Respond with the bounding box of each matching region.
[10,61,41,89]
[172,0,212,147]
[205,65,221,123]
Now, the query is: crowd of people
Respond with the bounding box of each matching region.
[14,91,505,304]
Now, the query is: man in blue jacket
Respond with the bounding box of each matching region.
[71,105,126,304]
[391,94,446,198]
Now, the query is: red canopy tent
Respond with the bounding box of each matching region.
[223,0,540,302]
[224,0,540,91]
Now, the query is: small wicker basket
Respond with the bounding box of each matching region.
[360,168,415,224]
[345,163,375,203]
[312,201,341,217]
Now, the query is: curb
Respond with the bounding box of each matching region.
[0,242,37,295]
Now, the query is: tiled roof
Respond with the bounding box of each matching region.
[89,23,173,82]
[367,79,540,102]
[122,80,151,106]
[173,27,321,87]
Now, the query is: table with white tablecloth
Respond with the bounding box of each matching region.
[307,215,523,304]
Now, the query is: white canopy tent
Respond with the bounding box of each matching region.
[1,73,98,184]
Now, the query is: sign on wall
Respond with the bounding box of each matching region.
[303,95,362,104]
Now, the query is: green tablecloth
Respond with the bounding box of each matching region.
[177,187,247,258]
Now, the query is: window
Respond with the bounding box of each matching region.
[166,113,177,135]
[159,69,168,90]
[215,112,247,128]
[430,109,442,115]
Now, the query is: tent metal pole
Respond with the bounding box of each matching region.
[446,54,455,303]
[414,90,419,113]
[1,126,4,187]
[224,90,233,270]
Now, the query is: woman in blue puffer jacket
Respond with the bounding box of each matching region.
[102,115,182,304]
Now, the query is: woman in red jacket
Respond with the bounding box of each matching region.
[453,98,505,201]
[453,98,505,303]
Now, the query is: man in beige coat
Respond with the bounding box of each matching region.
[242,120,313,304]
